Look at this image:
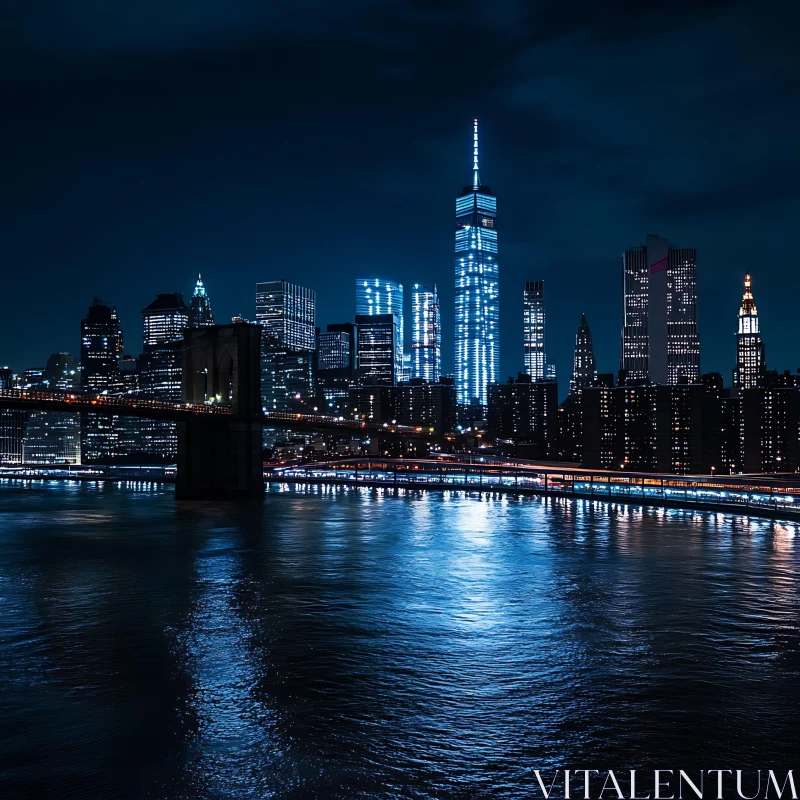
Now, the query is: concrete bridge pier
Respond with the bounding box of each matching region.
[175,323,264,500]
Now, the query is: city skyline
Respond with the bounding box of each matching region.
[0,147,792,388]
[4,261,789,395]
[4,0,796,389]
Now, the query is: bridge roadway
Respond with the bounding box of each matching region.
[0,389,432,437]
[270,457,800,521]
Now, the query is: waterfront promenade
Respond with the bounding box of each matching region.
[270,457,800,520]
[4,457,800,520]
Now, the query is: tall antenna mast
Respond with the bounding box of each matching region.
[473,118,480,190]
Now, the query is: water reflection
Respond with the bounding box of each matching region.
[0,482,798,798]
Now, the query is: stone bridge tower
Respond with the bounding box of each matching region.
[176,323,264,499]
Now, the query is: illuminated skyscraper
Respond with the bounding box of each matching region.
[355,278,403,384]
[523,281,545,380]
[80,299,124,462]
[316,322,357,414]
[454,119,498,406]
[256,280,315,410]
[81,298,124,394]
[570,313,597,394]
[189,273,215,328]
[733,273,766,389]
[621,234,700,384]
[355,314,396,386]
[142,293,189,348]
[411,283,441,382]
[139,293,189,459]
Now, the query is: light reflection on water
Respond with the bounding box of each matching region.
[0,481,799,799]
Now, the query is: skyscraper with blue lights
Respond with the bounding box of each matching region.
[454,119,499,406]
[412,283,440,382]
[355,278,403,384]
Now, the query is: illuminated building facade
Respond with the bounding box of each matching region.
[621,234,700,384]
[0,367,28,465]
[742,371,800,473]
[455,119,499,406]
[23,353,81,464]
[189,273,215,328]
[581,383,703,473]
[80,299,125,462]
[411,284,441,382]
[316,323,357,414]
[570,313,597,394]
[355,313,395,386]
[523,281,545,380]
[139,293,189,460]
[401,353,412,384]
[356,278,403,384]
[318,330,351,371]
[398,377,457,433]
[733,273,766,389]
[256,280,316,411]
[81,299,124,394]
[487,373,557,460]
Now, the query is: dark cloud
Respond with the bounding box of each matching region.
[1,0,798,383]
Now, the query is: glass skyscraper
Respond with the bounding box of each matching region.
[454,119,499,406]
[523,280,545,380]
[411,283,440,382]
[621,234,700,384]
[256,280,316,411]
[355,278,403,385]
[355,314,396,386]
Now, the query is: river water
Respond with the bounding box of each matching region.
[1,481,799,799]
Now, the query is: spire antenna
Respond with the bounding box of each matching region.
[473,118,480,190]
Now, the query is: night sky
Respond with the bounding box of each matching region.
[2,1,798,392]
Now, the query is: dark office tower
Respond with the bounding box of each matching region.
[570,313,597,394]
[411,284,441,382]
[666,246,701,384]
[455,119,499,406]
[523,281,545,380]
[138,293,189,460]
[355,314,396,386]
[316,322,357,414]
[256,280,315,411]
[326,322,357,370]
[621,234,700,384]
[733,273,766,389]
[189,273,215,328]
[43,352,78,390]
[80,299,124,462]
[356,278,404,384]
[318,329,351,371]
[80,298,124,393]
